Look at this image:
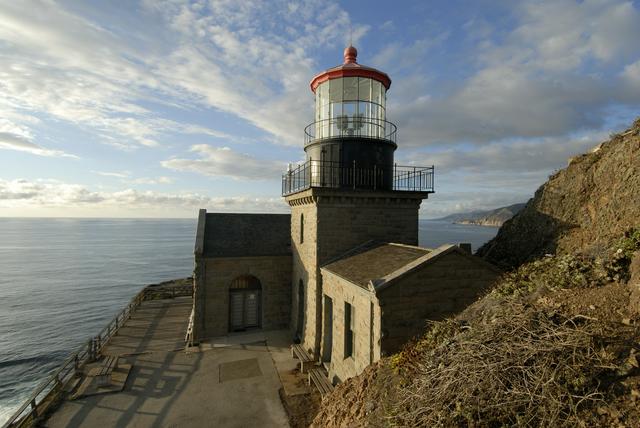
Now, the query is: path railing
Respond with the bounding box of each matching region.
[2,281,193,428]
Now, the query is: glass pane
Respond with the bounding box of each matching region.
[372,80,382,106]
[316,88,321,121]
[330,102,342,137]
[343,102,356,116]
[370,103,380,137]
[359,101,369,136]
[320,82,329,104]
[343,102,356,136]
[343,77,358,101]
[358,78,371,102]
[380,86,386,111]
[329,78,343,103]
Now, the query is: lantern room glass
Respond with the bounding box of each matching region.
[314,77,387,140]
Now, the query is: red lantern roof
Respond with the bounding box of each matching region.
[310,46,392,93]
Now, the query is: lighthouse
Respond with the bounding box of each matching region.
[283,46,435,355]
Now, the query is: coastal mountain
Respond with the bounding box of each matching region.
[435,203,525,227]
[311,118,640,427]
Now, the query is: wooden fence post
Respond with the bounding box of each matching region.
[30,398,37,418]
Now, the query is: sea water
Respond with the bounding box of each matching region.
[418,219,499,252]
[0,218,195,424]
[0,217,498,424]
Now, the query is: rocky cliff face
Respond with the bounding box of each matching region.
[478,118,640,269]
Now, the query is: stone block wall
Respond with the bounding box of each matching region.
[197,255,292,338]
[321,270,379,383]
[289,197,320,354]
[286,188,426,356]
[316,192,422,263]
[378,252,499,354]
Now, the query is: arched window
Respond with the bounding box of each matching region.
[300,213,304,244]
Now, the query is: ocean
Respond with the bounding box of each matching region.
[0,217,498,424]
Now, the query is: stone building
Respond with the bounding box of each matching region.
[320,241,500,382]
[192,211,292,339]
[192,46,500,382]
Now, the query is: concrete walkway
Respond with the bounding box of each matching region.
[46,297,290,428]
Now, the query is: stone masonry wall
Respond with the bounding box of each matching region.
[378,252,499,355]
[289,199,319,355]
[287,188,425,357]
[322,270,379,383]
[316,194,422,263]
[200,255,292,338]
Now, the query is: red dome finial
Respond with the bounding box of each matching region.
[343,45,357,64]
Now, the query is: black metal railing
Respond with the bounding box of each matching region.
[304,117,397,145]
[282,160,434,196]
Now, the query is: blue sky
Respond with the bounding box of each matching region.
[1,0,639,218]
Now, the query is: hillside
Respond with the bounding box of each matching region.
[311,118,640,427]
[434,203,525,227]
[477,119,640,268]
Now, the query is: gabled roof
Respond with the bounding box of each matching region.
[321,241,430,289]
[321,242,501,293]
[195,209,291,258]
[371,244,501,292]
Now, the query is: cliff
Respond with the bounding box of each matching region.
[311,117,640,427]
[477,119,640,268]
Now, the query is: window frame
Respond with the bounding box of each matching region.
[344,302,355,359]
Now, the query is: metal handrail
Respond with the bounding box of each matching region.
[282,160,434,196]
[2,282,193,428]
[304,117,397,145]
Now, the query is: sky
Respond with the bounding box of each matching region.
[0,0,639,219]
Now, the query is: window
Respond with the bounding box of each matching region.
[342,77,358,101]
[300,213,304,244]
[344,302,355,358]
[358,77,371,102]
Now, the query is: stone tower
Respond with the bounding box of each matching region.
[282,46,434,355]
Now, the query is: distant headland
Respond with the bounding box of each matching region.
[432,203,526,227]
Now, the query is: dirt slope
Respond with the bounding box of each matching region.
[478,119,640,269]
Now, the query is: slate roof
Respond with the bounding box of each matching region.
[322,241,430,288]
[199,212,291,258]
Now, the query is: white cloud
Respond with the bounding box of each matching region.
[0,130,78,158]
[622,59,640,88]
[94,171,131,178]
[386,0,640,147]
[403,132,608,174]
[0,178,287,217]
[510,0,640,71]
[131,176,174,185]
[161,144,284,180]
[0,1,237,151]
[93,171,175,185]
[145,0,362,146]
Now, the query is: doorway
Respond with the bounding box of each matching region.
[229,275,262,332]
